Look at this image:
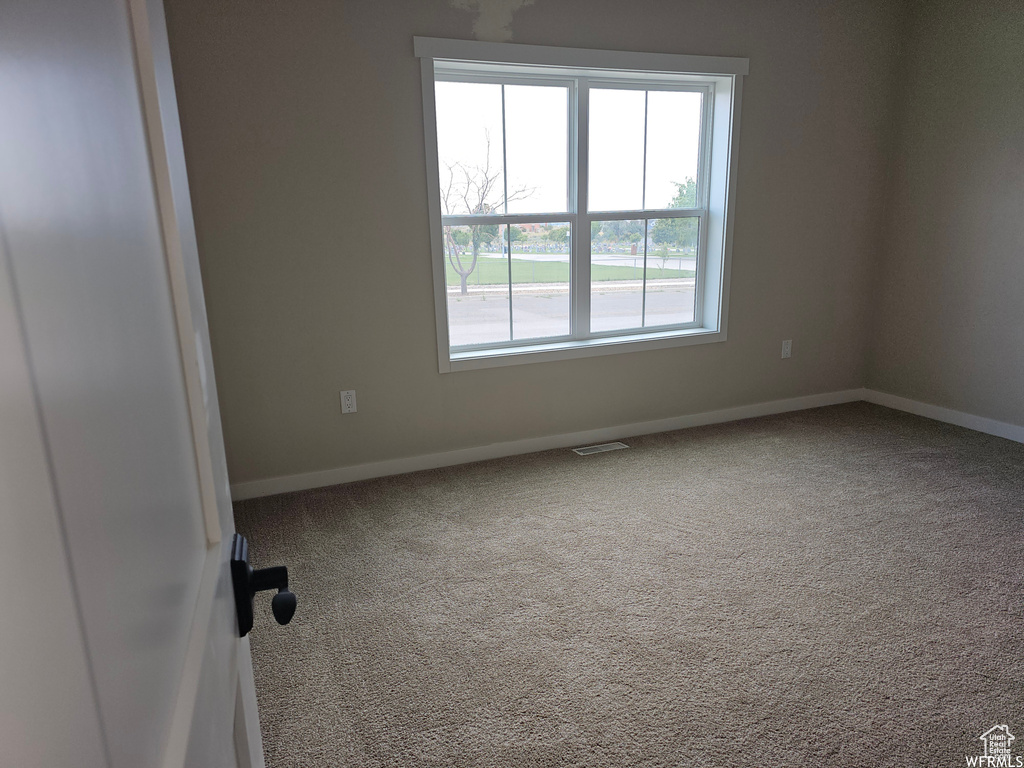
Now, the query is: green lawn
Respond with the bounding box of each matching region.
[446,255,694,286]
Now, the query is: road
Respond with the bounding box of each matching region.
[446,279,696,347]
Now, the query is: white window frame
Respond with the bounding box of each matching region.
[415,37,747,373]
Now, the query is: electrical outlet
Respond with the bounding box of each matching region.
[781,339,792,359]
[340,390,357,414]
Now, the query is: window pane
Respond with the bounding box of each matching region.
[645,218,698,327]
[444,224,510,347]
[504,85,569,214]
[435,81,505,215]
[588,89,645,212]
[590,219,645,333]
[645,90,703,209]
[511,222,570,340]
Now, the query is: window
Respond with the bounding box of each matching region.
[416,38,747,372]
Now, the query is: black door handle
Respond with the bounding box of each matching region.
[230,533,297,637]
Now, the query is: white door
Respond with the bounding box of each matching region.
[0,0,266,766]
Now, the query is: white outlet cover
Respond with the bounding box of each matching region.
[340,390,357,413]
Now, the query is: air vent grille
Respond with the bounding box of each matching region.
[572,441,629,456]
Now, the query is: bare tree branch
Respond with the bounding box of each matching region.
[440,129,541,293]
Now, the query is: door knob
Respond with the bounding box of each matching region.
[230,533,297,637]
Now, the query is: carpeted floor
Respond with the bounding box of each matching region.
[234,402,1024,767]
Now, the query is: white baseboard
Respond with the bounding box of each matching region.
[230,388,1024,501]
[230,388,867,501]
[862,389,1024,444]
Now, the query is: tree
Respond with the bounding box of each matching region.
[600,219,644,245]
[440,132,534,294]
[546,226,568,244]
[509,226,526,243]
[651,178,699,254]
[470,223,499,260]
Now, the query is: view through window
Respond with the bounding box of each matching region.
[417,39,747,370]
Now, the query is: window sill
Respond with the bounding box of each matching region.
[444,326,725,372]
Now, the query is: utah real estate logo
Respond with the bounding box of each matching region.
[967,725,1021,767]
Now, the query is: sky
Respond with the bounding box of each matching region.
[434,80,702,217]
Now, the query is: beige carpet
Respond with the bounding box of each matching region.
[235,403,1024,767]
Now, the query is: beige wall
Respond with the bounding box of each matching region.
[868,0,1024,425]
[163,0,902,486]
